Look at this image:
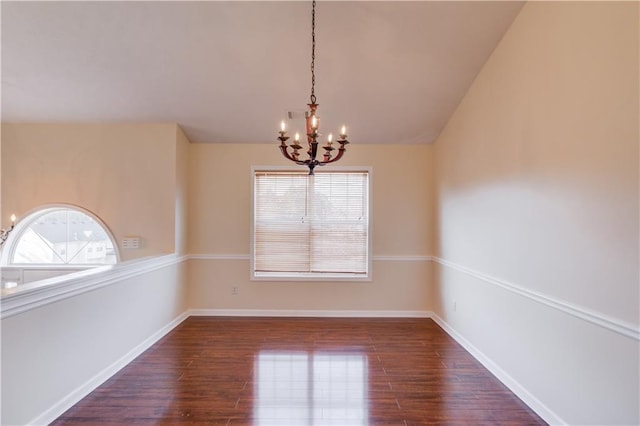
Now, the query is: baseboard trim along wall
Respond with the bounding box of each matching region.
[187,254,638,340]
[26,306,560,425]
[432,257,639,341]
[187,308,433,318]
[27,311,190,426]
[41,306,557,423]
[188,254,433,262]
[429,313,566,425]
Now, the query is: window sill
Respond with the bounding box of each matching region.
[252,272,371,282]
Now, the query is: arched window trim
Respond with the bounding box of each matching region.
[1,204,120,266]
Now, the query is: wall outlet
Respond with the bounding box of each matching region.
[232,286,239,295]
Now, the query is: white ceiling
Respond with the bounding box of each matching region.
[1,1,524,144]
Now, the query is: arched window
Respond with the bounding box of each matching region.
[7,206,118,265]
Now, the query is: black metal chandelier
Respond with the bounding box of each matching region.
[277,0,350,175]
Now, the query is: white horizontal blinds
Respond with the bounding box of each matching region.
[254,170,369,276]
[310,172,368,274]
[254,172,310,272]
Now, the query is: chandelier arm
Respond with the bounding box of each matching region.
[279,144,310,166]
[279,145,297,162]
[319,145,347,165]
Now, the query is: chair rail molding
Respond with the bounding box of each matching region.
[0,254,187,319]
[432,256,639,341]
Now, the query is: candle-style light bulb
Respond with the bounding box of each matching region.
[10,214,16,224]
[280,121,286,132]
[341,125,347,137]
[294,133,300,142]
[327,133,333,143]
[311,116,318,129]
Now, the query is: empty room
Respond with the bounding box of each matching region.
[1,1,638,425]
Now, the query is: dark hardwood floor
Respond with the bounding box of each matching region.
[52,317,546,425]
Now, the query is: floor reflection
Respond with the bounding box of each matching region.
[254,351,368,425]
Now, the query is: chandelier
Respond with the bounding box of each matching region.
[278,0,350,175]
[0,214,16,246]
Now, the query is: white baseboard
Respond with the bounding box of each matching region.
[429,313,566,426]
[30,309,560,426]
[27,311,190,426]
[187,308,432,318]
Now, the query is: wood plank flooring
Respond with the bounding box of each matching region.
[52,317,547,425]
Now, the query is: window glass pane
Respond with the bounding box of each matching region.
[254,172,310,272]
[13,227,65,264]
[12,208,117,265]
[254,170,369,278]
[311,223,368,273]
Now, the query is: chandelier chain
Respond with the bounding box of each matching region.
[310,0,316,104]
[277,0,350,175]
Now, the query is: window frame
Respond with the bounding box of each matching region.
[1,204,120,267]
[250,166,372,282]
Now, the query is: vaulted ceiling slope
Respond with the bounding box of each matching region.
[2,1,524,144]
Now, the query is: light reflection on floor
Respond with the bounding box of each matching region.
[254,351,368,425]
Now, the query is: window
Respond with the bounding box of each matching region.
[252,169,370,280]
[9,206,118,265]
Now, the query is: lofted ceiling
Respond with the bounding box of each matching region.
[1,1,524,144]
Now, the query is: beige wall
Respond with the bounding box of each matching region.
[187,143,434,312]
[1,123,192,424]
[1,123,180,260]
[175,126,190,255]
[433,2,639,424]
[1,132,3,226]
